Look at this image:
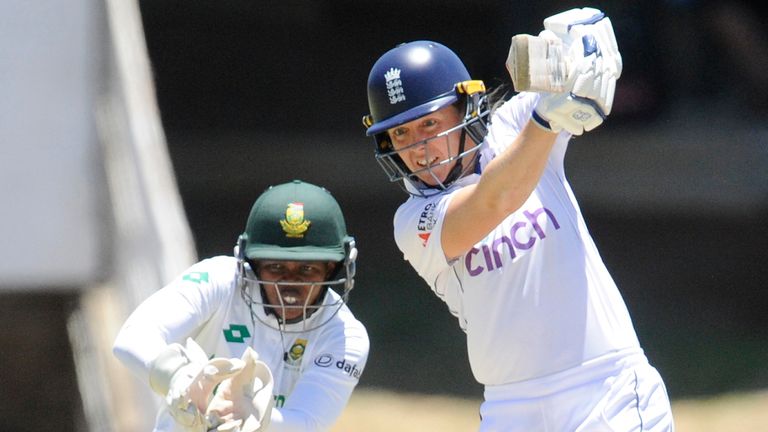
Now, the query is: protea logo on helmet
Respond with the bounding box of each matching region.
[280,202,311,238]
[384,67,406,105]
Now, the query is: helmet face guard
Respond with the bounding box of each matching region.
[235,180,358,333]
[237,238,357,333]
[363,41,490,196]
[372,87,489,196]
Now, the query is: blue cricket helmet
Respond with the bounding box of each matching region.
[362,40,490,196]
[364,41,473,137]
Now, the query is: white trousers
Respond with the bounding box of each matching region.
[479,351,674,431]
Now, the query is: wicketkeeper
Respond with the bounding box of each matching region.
[113,180,369,431]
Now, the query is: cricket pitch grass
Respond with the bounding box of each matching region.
[332,387,768,431]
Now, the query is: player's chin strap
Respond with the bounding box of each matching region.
[404,129,466,188]
[412,82,489,189]
[430,128,469,187]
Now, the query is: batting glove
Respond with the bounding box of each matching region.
[532,92,605,135]
[507,7,622,135]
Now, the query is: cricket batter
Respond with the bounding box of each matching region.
[113,180,369,432]
[362,7,674,431]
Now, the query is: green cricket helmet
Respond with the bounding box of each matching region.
[242,179,350,261]
[236,180,358,332]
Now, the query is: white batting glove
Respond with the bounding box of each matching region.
[206,347,275,432]
[546,7,622,116]
[532,92,605,135]
[507,7,622,134]
[149,338,245,432]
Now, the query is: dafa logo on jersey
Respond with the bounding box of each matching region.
[313,353,363,379]
[465,206,561,277]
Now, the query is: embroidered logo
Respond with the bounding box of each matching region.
[385,68,406,105]
[223,324,251,343]
[182,272,208,283]
[280,202,311,238]
[286,338,308,365]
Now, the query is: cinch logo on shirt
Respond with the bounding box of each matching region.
[465,206,560,276]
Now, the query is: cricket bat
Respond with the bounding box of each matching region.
[507,34,569,93]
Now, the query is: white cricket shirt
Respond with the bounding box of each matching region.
[393,92,640,387]
[113,255,369,432]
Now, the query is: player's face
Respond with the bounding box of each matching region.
[256,260,336,321]
[387,105,473,185]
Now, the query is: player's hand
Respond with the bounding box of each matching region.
[532,92,605,135]
[206,347,275,432]
[149,338,245,431]
[543,7,622,116]
[508,7,622,135]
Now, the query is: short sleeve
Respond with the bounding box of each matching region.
[392,193,454,286]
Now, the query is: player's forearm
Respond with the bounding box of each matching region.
[112,323,169,380]
[441,118,557,259]
[476,120,557,214]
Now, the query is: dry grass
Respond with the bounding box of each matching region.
[332,387,768,431]
[672,390,768,432]
[332,388,480,431]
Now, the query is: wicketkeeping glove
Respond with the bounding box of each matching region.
[148,338,245,432]
[206,347,275,432]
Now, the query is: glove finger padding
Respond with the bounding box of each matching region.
[512,7,622,135]
[186,358,247,413]
[149,338,245,431]
[207,347,275,432]
[561,16,622,115]
[533,92,605,136]
[551,9,622,79]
